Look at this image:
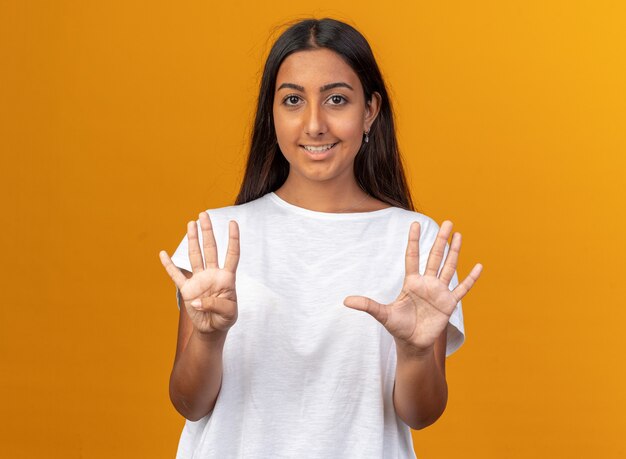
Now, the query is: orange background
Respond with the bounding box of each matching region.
[1,1,625,457]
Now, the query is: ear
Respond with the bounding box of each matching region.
[364,91,382,131]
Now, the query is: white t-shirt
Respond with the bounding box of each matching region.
[170,191,465,459]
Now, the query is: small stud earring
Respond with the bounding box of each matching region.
[364,130,370,143]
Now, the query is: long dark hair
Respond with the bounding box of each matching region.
[234,17,415,211]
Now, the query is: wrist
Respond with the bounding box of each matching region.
[394,339,434,361]
[193,328,228,345]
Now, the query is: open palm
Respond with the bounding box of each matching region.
[344,220,483,353]
[159,212,240,335]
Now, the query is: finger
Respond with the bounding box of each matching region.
[187,220,205,273]
[159,250,188,290]
[191,296,237,319]
[439,232,461,286]
[199,212,219,269]
[424,221,453,277]
[223,220,240,273]
[405,222,421,277]
[180,279,211,303]
[343,295,389,325]
[450,263,483,301]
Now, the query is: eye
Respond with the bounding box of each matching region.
[282,95,302,106]
[328,94,347,105]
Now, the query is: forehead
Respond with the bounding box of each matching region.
[275,48,362,90]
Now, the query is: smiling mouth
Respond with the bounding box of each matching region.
[301,142,338,153]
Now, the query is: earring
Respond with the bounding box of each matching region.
[364,130,370,143]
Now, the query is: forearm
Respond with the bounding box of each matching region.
[169,329,227,421]
[393,341,448,430]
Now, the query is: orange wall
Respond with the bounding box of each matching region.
[1,1,625,457]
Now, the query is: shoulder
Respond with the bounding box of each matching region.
[202,194,271,222]
[390,207,441,235]
[363,198,440,230]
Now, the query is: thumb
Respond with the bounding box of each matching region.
[343,295,388,324]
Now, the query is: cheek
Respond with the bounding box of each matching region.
[335,116,364,140]
[274,127,293,159]
[272,110,286,147]
[273,111,296,160]
[273,110,298,140]
[329,108,365,138]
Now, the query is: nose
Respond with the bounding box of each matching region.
[303,103,328,137]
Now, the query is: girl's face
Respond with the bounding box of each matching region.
[273,48,380,186]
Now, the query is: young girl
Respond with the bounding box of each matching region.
[159,17,482,459]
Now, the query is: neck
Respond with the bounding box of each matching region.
[274,176,371,213]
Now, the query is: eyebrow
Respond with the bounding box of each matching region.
[277,82,354,92]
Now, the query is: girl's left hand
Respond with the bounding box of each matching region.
[343,221,483,355]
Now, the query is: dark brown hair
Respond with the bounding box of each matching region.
[234,17,415,211]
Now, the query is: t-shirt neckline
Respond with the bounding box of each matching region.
[267,192,397,220]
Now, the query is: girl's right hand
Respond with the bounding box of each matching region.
[159,212,240,335]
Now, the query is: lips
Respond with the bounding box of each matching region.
[301,142,338,152]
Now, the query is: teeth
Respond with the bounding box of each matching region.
[303,143,336,152]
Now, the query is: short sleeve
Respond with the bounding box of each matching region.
[418,218,466,357]
[168,215,224,311]
[169,211,228,273]
[171,232,192,273]
[171,234,191,310]
[170,230,194,311]
[445,269,465,357]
